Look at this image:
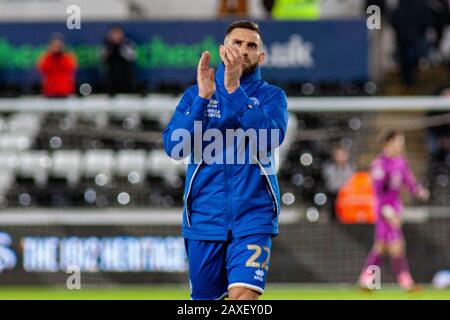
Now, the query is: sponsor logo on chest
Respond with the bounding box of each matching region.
[205,99,221,119]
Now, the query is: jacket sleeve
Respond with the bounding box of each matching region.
[371,159,386,199]
[225,86,288,149]
[37,54,51,74]
[402,159,419,195]
[162,87,209,159]
[66,53,78,71]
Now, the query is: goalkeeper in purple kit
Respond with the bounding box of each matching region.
[359,130,429,291]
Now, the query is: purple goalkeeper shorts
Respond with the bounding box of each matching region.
[375,219,404,244]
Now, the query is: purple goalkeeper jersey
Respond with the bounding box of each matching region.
[371,153,419,218]
[371,154,420,243]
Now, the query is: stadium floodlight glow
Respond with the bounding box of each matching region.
[127,171,141,184]
[18,193,31,206]
[117,192,130,205]
[49,136,62,149]
[306,207,320,222]
[95,173,108,186]
[314,193,327,206]
[282,193,295,206]
[300,153,313,166]
[348,118,361,131]
[79,83,92,96]
[291,173,304,186]
[301,83,314,96]
[364,82,377,95]
[84,189,96,204]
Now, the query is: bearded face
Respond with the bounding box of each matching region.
[242,59,259,76]
[223,28,265,77]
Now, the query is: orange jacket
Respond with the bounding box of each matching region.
[37,52,77,97]
[335,171,377,224]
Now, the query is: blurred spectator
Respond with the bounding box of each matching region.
[218,0,248,17]
[322,146,355,221]
[426,86,450,153]
[99,26,137,96]
[431,136,450,166]
[37,34,77,97]
[426,87,450,203]
[429,0,450,52]
[391,0,432,86]
[427,136,450,204]
[262,0,275,18]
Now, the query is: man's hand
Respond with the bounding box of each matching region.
[416,185,430,201]
[381,205,401,228]
[197,51,215,99]
[220,45,242,94]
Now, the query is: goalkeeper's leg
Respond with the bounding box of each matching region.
[387,238,420,291]
[359,240,385,289]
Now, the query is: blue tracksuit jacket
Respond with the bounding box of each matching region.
[162,63,288,240]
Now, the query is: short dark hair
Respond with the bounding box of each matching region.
[225,20,263,43]
[379,129,403,145]
[49,32,65,43]
[332,145,350,153]
[109,25,124,32]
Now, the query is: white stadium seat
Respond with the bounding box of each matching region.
[82,150,115,178]
[0,152,18,171]
[115,150,147,183]
[0,134,32,151]
[50,150,82,186]
[16,151,51,186]
[7,113,42,137]
[146,149,185,179]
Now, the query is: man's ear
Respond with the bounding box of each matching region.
[219,45,228,62]
[258,52,266,65]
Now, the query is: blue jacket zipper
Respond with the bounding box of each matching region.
[224,163,232,231]
[185,160,203,228]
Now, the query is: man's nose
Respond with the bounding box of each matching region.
[239,48,248,57]
[234,45,245,55]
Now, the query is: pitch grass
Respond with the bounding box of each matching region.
[0,284,449,300]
